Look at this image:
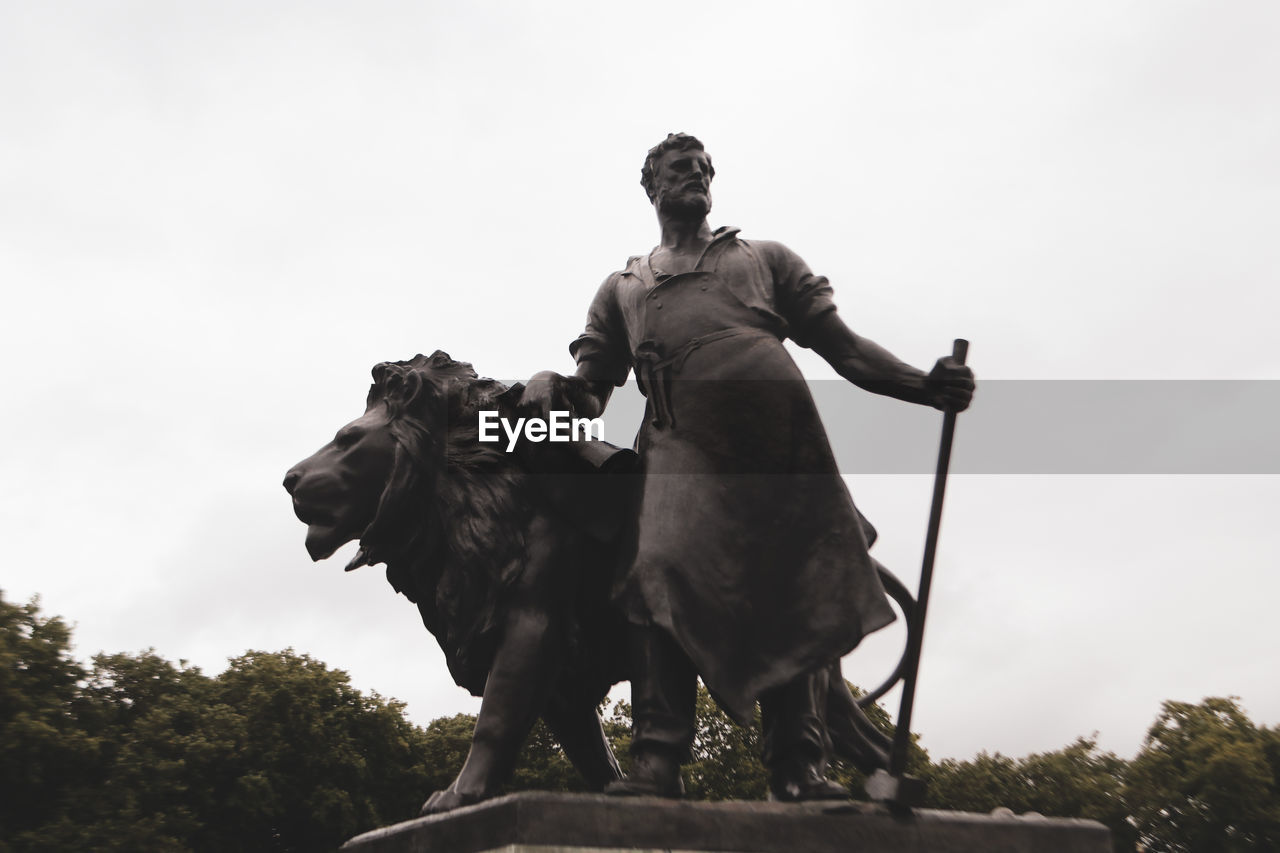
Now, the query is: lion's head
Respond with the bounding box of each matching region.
[285,350,630,698]
[286,351,541,691]
[284,350,513,568]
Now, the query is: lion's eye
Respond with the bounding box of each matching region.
[334,428,363,448]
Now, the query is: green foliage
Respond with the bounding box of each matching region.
[1,591,436,852]
[0,593,99,845]
[1126,697,1280,852]
[407,712,600,797]
[921,736,1134,850]
[510,718,590,793]
[418,713,478,795]
[68,651,231,850]
[685,686,768,800]
[8,590,1280,853]
[204,649,434,851]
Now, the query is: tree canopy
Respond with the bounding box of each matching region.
[3,589,1278,852]
[1,593,432,851]
[1125,697,1280,851]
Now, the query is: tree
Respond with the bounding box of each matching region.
[922,737,1133,851]
[509,718,595,794]
[418,713,479,797]
[1,590,441,852]
[73,650,227,850]
[684,687,768,800]
[0,593,100,846]
[203,649,433,851]
[1126,697,1280,852]
[15,588,1280,853]
[924,749,1021,813]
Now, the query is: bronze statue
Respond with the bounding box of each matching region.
[519,133,974,801]
[283,351,937,815]
[283,135,972,814]
[283,352,631,814]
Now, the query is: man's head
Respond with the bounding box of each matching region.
[641,133,714,218]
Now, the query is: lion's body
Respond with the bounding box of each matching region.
[286,352,626,812]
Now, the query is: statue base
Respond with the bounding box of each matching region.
[342,792,1111,852]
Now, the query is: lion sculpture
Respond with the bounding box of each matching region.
[284,351,629,814]
[285,351,904,815]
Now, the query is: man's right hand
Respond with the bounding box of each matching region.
[518,370,569,421]
[519,370,612,421]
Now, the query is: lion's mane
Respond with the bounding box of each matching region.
[359,351,535,694]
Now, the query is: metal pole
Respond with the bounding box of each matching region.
[888,338,968,778]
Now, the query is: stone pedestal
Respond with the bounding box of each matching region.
[342,792,1112,853]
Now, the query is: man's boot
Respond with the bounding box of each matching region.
[766,757,850,802]
[761,668,850,802]
[605,623,695,799]
[604,746,686,797]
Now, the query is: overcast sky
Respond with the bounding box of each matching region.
[3,1,1278,764]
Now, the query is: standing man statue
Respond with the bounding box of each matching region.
[521,133,974,801]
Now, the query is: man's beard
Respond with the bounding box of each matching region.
[658,190,711,219]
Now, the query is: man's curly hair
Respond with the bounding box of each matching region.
[640,132,714,202]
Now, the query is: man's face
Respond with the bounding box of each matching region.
[652,147,713,217]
